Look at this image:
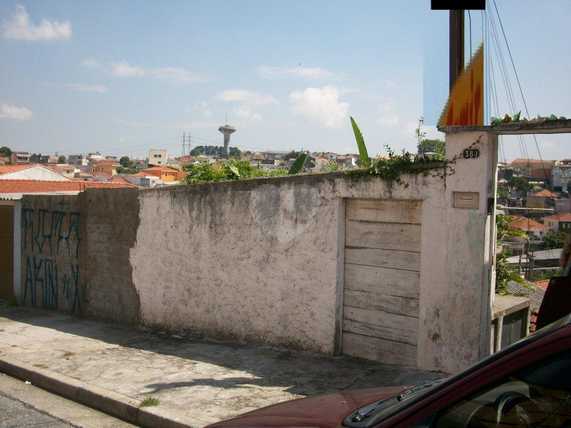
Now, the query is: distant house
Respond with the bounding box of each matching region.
[544,213,571,234]
[90,160,119,177]
[0,164,69,181]
[0,179,135,199]
[552,159,571,192]
[10,152,31,164]
[509,215,545,238]
[148,149,167,166]
[140,165,185,183]
[555,197,571,213]
[510,159,555,184]
[526,189,557,208]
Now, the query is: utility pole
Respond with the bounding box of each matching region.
[449,10,465,92]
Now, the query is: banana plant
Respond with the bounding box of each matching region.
[350,116,370,168]
[288,153,308,174]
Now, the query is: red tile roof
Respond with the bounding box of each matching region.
[544,213,571,222]
[0,164,36,175]
[509,216,545,232]
[0,179,136,194]
[531,189,557,198]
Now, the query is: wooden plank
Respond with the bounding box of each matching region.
[343,289,419,318]
[344,248,420,271]
[346,199,422,224]
[343,306,418,345]
[344,263,419,298]
[342,332,417,366]
[345,221,421,252]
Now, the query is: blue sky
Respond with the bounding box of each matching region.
[0,1,569,160]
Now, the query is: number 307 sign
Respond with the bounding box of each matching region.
[463,148,480,159]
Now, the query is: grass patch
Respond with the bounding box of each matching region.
[140,396,160,407]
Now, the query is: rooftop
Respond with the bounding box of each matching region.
[0,179,136,196]
[544,213,571,222]
[509,215,545,232]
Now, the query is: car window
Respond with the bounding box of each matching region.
[420,351,571,428]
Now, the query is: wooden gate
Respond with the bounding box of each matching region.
[0,205,14,301]
[342,199,422,366]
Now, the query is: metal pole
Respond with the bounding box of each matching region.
[449,10,465,92]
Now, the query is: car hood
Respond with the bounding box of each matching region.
[207,386,405,428]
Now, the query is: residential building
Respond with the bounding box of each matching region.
[90,160,118,177]
[10,151,31,164]
[508,215,545,238]
[68,154,88,166]
[87,152,105,162]
[140,165,185,183]
[148,149,167,166]
[555,197,571,213]
[526,189,557,208]
[0,164,69,181]
[552,159,571,192]
[544,213,571,233]
[48,164,78,179]
[510,159,555,184]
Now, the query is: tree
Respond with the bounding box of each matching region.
[508,176,530,196]
[544,230,567,249]
[417,139,445,159]
[0,146,12,158]
[119,156,131,168]
[57,155,66,164]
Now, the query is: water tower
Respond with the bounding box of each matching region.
[218,123,236,158]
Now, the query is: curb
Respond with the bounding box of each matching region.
[0,356,193,428]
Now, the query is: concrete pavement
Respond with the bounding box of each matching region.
[0,305,444,427]
[0,373,133,428]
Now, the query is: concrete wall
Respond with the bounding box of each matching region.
[16,133,498,373]
[20,195,82,312]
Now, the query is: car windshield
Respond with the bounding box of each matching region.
[343,315,570,428]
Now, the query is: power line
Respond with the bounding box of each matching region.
[491,0,550,185]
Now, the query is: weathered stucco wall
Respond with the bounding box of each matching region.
[17,134,497,374]
[81,188,141,324]
[131,177,340,352]
[130,172,454,360]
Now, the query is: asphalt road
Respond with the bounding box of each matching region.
[0,373,134,428]
[0,392,71,428]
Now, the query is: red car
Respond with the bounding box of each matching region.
[209,315,571,427]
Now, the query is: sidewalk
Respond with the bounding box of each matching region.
[0,304,443,427]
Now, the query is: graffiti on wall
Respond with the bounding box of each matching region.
[22,207,81,313]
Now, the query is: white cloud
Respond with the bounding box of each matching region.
[218,90,277,106]
[111,62,145,77]
[258,65,333,79]
[191,101,212,118]
[2,5,71,41]
[377,99,400,127]
[65,83,108,93]
[289,86,349,128]
[81,58,101,69]
[109,61,205,84]
[149,67,204,84]
[0,103,32,120]
[233,106,262,121]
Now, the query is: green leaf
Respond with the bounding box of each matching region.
[513,111,521,121]
[350,116,370,168]
[288,153,307,175]
[228,164,240,178]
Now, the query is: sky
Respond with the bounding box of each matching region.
[0,0,570,161]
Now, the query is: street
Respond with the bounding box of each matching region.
[0,373,133,428]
